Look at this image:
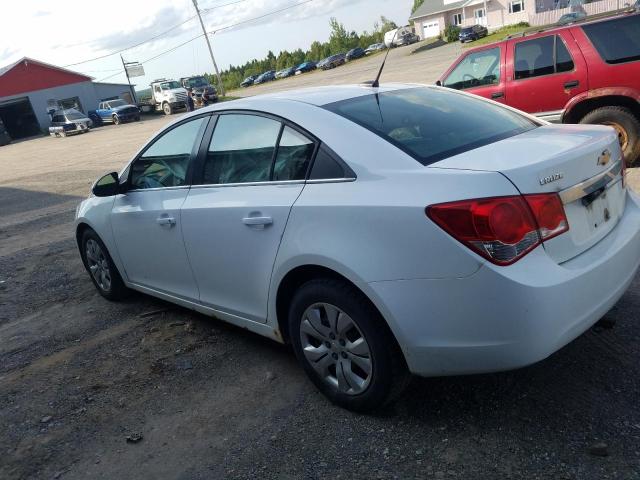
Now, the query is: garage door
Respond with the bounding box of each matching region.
[423,21,440,38]
[0,97,41,140]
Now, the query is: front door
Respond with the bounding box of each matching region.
[181,113,317,322]
[474,8,486,26]
[505,33,588,117]
[111,115,209,301]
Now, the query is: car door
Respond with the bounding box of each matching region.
[441,45,507,103]
[181,112,317,322]
[96,103,109,121]
[110,115,210,301]
[505,33,588,119]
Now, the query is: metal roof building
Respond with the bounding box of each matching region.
[0,57,133,142]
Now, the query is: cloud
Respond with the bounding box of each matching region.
[0,47,20,66]
[33,10,51,17]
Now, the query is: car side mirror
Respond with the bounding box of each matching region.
[92,172,120,197]
[436,80,442,86]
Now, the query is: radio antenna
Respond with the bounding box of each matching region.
[369,27,402,88]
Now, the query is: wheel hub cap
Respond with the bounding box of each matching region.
[299,303,372,395]
[85,239,111,292]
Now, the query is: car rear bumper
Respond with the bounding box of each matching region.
[369,190,640,377]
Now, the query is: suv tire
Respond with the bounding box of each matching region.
[80,229,129,301]
[288,278,410,412]
[580,106,640,167]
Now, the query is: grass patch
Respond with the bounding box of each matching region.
[463,24,530,47]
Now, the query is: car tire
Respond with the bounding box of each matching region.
[135,115,141,122]
[580,106,640,167]
[112,114,120,125]
[80,229,129,301]
[163,102,172,115]
[288,278,410,412]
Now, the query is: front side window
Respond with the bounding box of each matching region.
[509,0,525,13]
[582,16,640,65]
[324,87,538,166]
[514,35,574,79]
[443,47,501,90]
[130,117,207,190]
[203,114,281,184]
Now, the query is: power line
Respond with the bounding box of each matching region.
[96,0,315,83]
[64,0,253,68]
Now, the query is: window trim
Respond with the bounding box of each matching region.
[125,113,212,193]
[513,34,576,82]
[191,109,355,187]
[508,0,525,13]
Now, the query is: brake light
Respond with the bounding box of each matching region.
[426,194,569,266]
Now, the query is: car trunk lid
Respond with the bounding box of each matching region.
[430,124,626,263]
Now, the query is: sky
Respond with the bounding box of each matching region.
[0,0,414,89]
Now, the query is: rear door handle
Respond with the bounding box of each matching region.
[242,216,273,228]
[491,91,504,99]
[156,216,176,227]
[564,80,580,89]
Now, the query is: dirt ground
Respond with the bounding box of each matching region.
[2,53,640,479]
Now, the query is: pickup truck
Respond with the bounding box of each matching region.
[438,11,640,166]
[89,99,140,126]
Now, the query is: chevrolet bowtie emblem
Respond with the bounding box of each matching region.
[598,149,612,166]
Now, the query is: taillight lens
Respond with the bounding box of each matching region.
[426,194,569,266]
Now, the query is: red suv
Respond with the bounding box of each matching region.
[438,12,640,165]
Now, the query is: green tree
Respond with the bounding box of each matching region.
[411,0,425,14]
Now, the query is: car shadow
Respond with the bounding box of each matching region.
[411,39,448,55]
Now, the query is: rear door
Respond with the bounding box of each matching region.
[505,32,588,119]
[441,45,507,103]
[110,115,210,301]
[181,112,317,322]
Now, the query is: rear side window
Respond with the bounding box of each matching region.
[582,15,640,64]
[514,35,574,79]
[324,87,538,166]
[273,126,315,181]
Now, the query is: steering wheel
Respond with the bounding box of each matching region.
[462,74,480,87]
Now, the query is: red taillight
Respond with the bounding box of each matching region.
[426,194,569,266]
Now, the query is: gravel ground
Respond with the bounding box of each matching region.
[1,51,640,478]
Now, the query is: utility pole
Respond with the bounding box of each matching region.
[192,0,225,97]
[120,54,137,104]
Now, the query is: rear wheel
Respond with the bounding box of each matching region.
[162,102,172,115]
[288,278,409,412]
[81,229,129,301]
[580,106,640,167]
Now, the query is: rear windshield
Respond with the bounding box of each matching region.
[582,15,640,64]
[324,87,538,165]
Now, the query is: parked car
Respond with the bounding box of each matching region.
[346,47,366,61]
[295,62,317,75]
[459,25,489,42]
[438,12,640,165]
[49,108,92,137]
[241,75,258,88]
[180,76,218,105]
[384,26,415,47]
[364,43,386,54]
[276,67,296,79]
[77,84,639,412]
[319,54,346,70]
[557,11,587,25]
[397,31,421,46]
[254,71,276,84]
[90,99,140,126]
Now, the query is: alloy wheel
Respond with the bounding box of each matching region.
[85,239,111,292]
[299,303,372,395]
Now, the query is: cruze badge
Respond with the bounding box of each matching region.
[539,172,564,186]
[598,149,611,166]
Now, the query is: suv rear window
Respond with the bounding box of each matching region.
[324,87,538,165]
[582,15,640,64]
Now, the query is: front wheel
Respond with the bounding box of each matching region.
[288,278,409,412]
[162,102,172,115]
[81,229,129,301]
[112,114,120,125]
[580,106,640,167]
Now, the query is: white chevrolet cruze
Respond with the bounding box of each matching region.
[76,85,640,411]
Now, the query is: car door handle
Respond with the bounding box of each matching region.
[242,216,273,227]
[156,216,176,227]
[491,91,504,99]
[564,80,580,89]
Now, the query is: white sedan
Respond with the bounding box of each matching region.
[76,84,640,412]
